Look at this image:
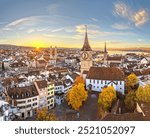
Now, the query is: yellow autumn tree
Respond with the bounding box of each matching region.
[125,91,137,112]
[36,108,58,121]
[126,73,138,91]
[98,86,117,111]
[136,84,150,102]
[74,76,84,85]
[66,83,88,110]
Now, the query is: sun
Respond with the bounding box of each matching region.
[30,40,46,48]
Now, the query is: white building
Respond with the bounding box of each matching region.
[0,101,20,121]
[86,67,125,94]
[34,80,55,110]
[65,57,77,65]
[54,79,72,105]
[7,85,39,119]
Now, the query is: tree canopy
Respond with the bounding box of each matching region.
[36,108,58,121]
[98,86,117,111]
[126,73,138,91]
[74,76,84,85]
[136,85,150,102]
[66,83,88,110]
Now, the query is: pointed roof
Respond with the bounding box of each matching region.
[81,25,92,51]
[104,41,108,53]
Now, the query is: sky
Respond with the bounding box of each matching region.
[0,0,150,49]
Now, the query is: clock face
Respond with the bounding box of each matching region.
[82,52,88,60]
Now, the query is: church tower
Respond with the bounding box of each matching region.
[80,25,93,74]
[54,46,57,59]
[104,42,108,65]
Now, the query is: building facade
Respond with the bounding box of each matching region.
[86,67,125,94]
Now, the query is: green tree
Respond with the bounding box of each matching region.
[98,86,117,111]
[66,83,88,110]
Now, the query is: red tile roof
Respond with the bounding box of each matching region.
[87,67,125,81]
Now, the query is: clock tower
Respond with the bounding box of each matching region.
[80,25,93,74]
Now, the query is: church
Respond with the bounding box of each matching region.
[80,26,125,94]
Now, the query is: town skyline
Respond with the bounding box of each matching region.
[0,0,150,49]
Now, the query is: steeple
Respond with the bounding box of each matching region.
[104,41,107,53]
[81,25,92,51]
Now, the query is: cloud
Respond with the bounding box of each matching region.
[89,18,98,22]
[51,28,64,33]
[138,39,144,42]
[75,24,100,35]
[132,9,148,26]
[112,23,130,30]
[6,16,39,28]
[113,2,149,27]
[27,28,35,33]
[114,2,130,18]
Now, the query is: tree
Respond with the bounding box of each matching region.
[98,86,117,111]
[74,76,84,85]
[36,108,58,121]
[124,91,137,112]
[126,73,138,91]
[136,85,150,102]
[66,83,88,110]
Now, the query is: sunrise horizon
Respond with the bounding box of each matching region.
[0,0,150,50]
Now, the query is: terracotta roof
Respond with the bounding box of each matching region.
[37,60,47,64]
[2,77,18,87]
[87,67,125,81]
[82,70,89,74]
[107,56,122,61]
[10,62,27,67]
[35,80,47,89]
[142,68,150,75]
[7,85,38,99]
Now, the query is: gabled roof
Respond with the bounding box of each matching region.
[87,67,125,81]
[7,85,38,99]
[35,80,47,89]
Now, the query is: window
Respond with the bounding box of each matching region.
[17,101,26,104]
[33,103,37,106]
[28,111,30,117]
[22,113,24,118]
[33,98,37,101]
[90,80,91,83]
[97,80,99,84]
[120,81,122,85]
[26,104,31,108]
[101,80,103,84]
[27,99,31,103]
[93,80,95,83]
[50,104,53,107]
[51,99,54,103]
[19,106,25,109]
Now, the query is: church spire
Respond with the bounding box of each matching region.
[104,41,107,53]
[81,25,92,51]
